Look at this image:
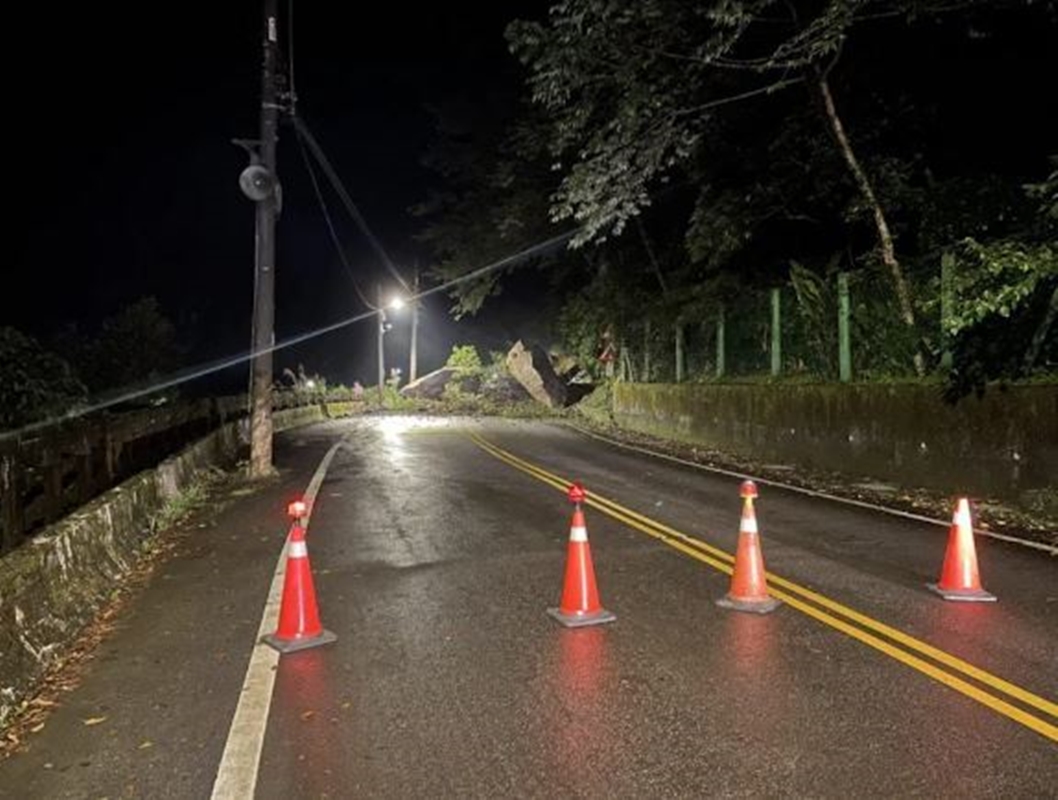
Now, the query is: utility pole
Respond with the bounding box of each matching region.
[409,266,419,383]
[377,283,386,403]
[247,0,281,477]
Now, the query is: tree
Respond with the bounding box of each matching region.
[76,297,181,395]
[413,100,572,317]
[941,160,1058,398]
[0,328,85,431]
[507,0,1016,375]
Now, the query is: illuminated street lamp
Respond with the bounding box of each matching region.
[377,288,408,402]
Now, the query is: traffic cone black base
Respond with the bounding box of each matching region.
[926,584,996,603]
[715,595,781,615]
[262,628,337,654]
[547,607,617,628]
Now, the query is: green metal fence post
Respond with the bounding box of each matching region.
[716,306,726,379]
[771,287,782,377]
[675,322,685,383]
[838,272,852,382]
[643,320,652,382]
[940,252,954,369]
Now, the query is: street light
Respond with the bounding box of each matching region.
[376,288,407,403]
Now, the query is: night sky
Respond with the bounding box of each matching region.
[9,2,545,392]
[8,3,1055,396]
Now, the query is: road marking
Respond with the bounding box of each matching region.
[470,433,1058,743]
[474,433,1058,716]
[211,440,346,800]
[566,422,1058,556]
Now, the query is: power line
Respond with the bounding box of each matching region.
[291,114,411,294]
[0,226,579,443]
[294,123,373,308]
[416,229,576,304]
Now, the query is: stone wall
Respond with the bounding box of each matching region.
[612,383,1057,501]
[0,404,331,728]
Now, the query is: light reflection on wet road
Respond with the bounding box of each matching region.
[253,417,1057,798]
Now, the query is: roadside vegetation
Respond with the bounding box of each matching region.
[415,1,1056,401]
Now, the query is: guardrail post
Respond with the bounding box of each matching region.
[42,444,63,524]
[1,447,25,553]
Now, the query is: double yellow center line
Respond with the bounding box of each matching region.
[469,432,1058,743]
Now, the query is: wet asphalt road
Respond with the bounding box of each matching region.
[2,416,1056,798]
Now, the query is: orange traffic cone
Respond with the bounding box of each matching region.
[547,482,616,628]
[928,498,996,602]
[716,480,781,614]
[263,503,337,652]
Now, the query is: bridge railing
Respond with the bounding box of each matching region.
[0,392,316,554]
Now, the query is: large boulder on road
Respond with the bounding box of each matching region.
[506,341,567,408]
[400,367,458,400]
[480,372,532,403]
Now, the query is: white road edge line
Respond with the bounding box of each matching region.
[210,438,347,800]
[566,422,1057,556]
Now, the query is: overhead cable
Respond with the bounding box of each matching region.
[291,114,411,293]
[0,226,578,442]
[294,123,373,308]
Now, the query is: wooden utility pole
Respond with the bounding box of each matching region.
[248,0,281,477]
[409,267,419,383]
[377,283,386,403]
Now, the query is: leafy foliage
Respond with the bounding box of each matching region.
[413,101,570,316]
[0,328,85,430]
[945,239,1057,339]
[445,344,484,371]
[71,297,181,395]
[411,1,1056,393]
[506,0,945,246]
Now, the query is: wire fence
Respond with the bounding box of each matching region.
[618,266,938,383]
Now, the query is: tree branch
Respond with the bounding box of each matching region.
[818,72,925,375]
[674,76,804,118]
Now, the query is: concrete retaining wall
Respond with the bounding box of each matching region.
[612,383,1057,501]
[0,403,330,728]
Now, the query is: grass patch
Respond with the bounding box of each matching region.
[149,467,226,534]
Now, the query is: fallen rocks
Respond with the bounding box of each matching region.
[399,368,460,400]
[506,341,568,408]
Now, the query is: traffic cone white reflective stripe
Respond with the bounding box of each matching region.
[569,523,588,543]
[740,505,758,535]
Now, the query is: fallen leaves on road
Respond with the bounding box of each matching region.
[82,716,107,727]
[0,473,246,761]
[572,420,1058,548]
[300,710,316,721]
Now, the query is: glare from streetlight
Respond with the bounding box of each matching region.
[388,297,406,311]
